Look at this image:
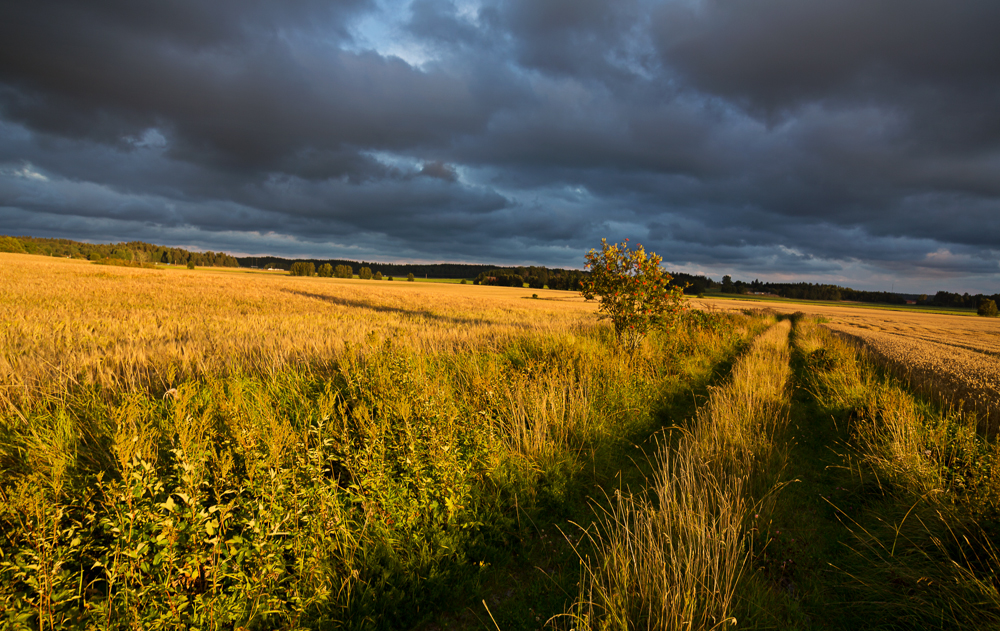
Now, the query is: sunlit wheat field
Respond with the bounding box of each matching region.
[692,296,1000,431]
[0,253,756,629]
[3,253,998,630]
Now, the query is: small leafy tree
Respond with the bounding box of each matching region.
[979,299,998,317]
[334,264,353,278]
[582,238,686,352]
[374,271,383,280]
[186,260,195,270]
[359,266,373,280]
[317,263,333,277]
[407,273,415,282]
[290,261,315,276]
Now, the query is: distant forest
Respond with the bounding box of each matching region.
[0,235,239,267]
[1,235,995,308]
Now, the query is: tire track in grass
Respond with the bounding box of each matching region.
[567,318,794,630]
[744,315,865,629]
[418,313,770,631]
[759,314,1000,630]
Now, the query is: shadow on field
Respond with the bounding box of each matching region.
[283,289,500,327]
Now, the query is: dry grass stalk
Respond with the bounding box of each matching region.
[568,318,792,630]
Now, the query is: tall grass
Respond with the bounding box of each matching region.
[567,318,792,630]
[795,318,1000,627]
[0,254,757,629]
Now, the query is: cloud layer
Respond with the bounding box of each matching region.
[1,0,998,291]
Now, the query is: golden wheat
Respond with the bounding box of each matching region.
[694,297,1000,431]
[0,253,597,409]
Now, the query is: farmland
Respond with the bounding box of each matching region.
[691,296,1000,432]
[2,253,999,629]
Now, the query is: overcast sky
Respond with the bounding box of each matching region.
[2,0,999,292]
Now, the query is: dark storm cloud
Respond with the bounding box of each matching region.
[0,0,998,291]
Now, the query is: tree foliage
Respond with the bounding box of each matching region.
[317,263,333,277]
[359,266,373,280]
[979,299,998,317]
[582,238,686,351]
[0,236,26,253]
[289,261,315,276]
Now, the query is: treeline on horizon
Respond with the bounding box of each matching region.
[0,234,239,267]
[1,235,993,309]
[705,274,1000,310]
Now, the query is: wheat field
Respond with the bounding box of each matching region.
[0,252,597,410]
[692,296,1000,430]
[1,252,760,629]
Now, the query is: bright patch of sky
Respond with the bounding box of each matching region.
[347,0,435,67]
[2,162,49,181]
[123,128,167,149]
[363,150,422,172]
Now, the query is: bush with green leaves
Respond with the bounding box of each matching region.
[407,273,415,282]
[334,264,353,279]
[358,267,373,280]
[317,263,333,278]
[582,238,686,352]
[978,299,998,317]
[374,271,383,280]
[186,260,195,270]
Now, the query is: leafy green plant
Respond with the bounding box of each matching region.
[582,238,687,352]
[978,299,998,317]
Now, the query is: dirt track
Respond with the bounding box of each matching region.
[691,297,1000,428]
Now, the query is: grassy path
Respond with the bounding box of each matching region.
[748,317,864,629]
[754,315,1000,630]
[561,318,793,629]
[424,316,771,630]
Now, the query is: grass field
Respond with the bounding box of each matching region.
[2,253,998,630]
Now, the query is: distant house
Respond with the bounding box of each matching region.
[905,300,917,305]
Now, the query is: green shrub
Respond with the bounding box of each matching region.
[978,299,998,317]
[582,238,686,352]
[374,271,383,280]
[317,263,333,278]
[186,260,196,270]
[407,273,415,282]
[334,264,353,279]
